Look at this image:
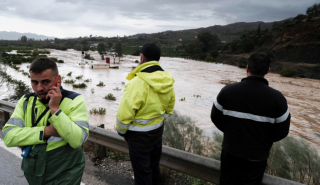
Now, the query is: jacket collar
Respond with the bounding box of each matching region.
[241,76,269,85]
[126,61,159,81]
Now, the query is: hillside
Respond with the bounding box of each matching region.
[264,18,320,64]
[137,21,274,42]
[217,17,320,79]
[0,31,55,40]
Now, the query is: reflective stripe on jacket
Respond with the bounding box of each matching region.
[116,61,175,136]
[2,87,89,151]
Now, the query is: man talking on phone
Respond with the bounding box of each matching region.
[2,58,89,184]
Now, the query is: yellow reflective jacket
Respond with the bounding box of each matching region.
[2,87,89,151]
[116,61,175,146]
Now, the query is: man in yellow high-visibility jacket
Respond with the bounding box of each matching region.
[2,58,89,184]
[116,43,175,185]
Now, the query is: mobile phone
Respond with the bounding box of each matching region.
[53,76,61,87]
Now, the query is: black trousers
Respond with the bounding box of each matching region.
[219,149,267,185]
[128,140,162,185]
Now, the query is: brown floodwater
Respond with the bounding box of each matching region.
[2,49,320,152]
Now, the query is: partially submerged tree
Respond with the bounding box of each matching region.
[97,42,106,60]
[115,42,123,63]
[20,35,28,43]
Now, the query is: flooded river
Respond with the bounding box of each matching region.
[2,49,320,151]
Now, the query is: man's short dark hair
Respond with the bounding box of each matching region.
[248,52,270,76]
[141,43,161,62]
[29,58,59,76]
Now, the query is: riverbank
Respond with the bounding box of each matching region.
[1,49,320,152]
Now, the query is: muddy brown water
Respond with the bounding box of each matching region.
[2,49,320,152]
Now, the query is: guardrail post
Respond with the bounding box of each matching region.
[97,124,106,158]
[4,111,10,122]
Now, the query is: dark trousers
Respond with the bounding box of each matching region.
[129,140,162,185]
[219,149,267,185]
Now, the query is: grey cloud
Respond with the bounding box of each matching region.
[1,0,320,38]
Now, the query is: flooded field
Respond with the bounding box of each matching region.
[2,49,320,151]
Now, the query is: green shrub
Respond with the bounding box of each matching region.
[210,131,320,184]
[57,60,64,63]
[72,83,87,88]
[238,57,247,68]
[205,56,214,62]
[104,93,116,101]
[10,58,23,64]
[49,57,58,62]
[163,110,213,156]
[64,79,76,84]
[14,80,31,98]
[280,67,297,77]
[84,53,94,60]
[37,55,48,58]
[97,81,105,86]
[67,72,72,76]
[22,72,29,76]
[40,50,50,54]
[75,75,83,79]
[17,50,32,54]
[32,50,39,56]
[89,107,106,115]
[84,79,92,82]
[11,64,20,70]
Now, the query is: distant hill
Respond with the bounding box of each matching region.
[0,31,56,40]
[132,21,279,42]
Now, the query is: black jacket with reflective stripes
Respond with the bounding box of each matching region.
[211,76,291,160]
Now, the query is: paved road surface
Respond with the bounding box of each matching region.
[0,139,28,185]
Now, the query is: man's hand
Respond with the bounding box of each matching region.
[44,125,60,138]
[46,81,62,115]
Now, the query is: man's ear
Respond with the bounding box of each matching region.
[266,67,270,75]
[140,54,146,65]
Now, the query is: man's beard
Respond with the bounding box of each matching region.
[37,91,50,104]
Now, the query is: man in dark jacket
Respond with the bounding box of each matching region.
[211,52,291,185]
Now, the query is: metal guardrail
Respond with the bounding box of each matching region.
[0,100,304,185]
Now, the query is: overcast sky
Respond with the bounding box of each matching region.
[0,0,318,38]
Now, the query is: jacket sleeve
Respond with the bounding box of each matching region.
[48,95,89,149]
[2,96,47,147]
[211,89,226,132]
[116,79,146,136]
[167,90,175,115]
[272,94,291,142]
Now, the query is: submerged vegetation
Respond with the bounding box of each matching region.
[96,81,105,87]
[72,83,87,88]
[64,79,76,84]
[89,107,106,115]
[104,93,116,101]
[75,75,83,79]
